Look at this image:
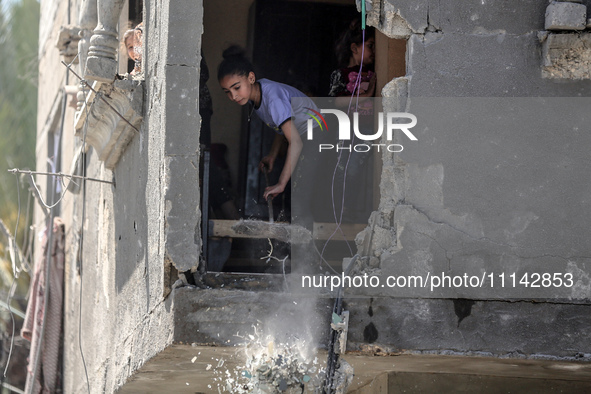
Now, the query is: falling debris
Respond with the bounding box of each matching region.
[203,325,326,393]
[331,359,354,394]
[331,313,342,325]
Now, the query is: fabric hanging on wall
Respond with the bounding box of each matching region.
[21,217,65,394]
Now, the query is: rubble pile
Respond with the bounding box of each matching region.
[211,329,324,393]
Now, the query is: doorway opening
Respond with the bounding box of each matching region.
[201,0,406,274]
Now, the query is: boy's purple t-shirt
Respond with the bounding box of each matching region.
[254,79,318,135]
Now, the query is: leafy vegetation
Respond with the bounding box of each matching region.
[0,0,39,388]
[0,0,38,265]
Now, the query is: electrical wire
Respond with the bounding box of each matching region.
[14,175,22,277]
[8,169,114,187]
[2,29,113,393]
[3,172,24,378]
[323,9,368,393]
[27,102,62,394]
[16,50,92,393]
[27,173,69,210]
[26,51,83,393]
[3,277,18,379]
[320,26,369,269]
[77,74,92,394]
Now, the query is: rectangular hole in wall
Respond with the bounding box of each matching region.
[202,0,406,276]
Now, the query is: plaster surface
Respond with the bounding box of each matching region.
[357,0,591,360]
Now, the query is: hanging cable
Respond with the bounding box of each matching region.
[2,44,98,392]
[27,50,75,392]
[26,93,64,394]
[3,278,18,379]
[320,16,369,269]
[77,74,92,394]
[2,171,24,378]
[8,169,114,186]
[323,7,369,394]
[13,174,22,277]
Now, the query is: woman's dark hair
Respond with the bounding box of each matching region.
[217,45,255,81]
[334,19,375,68]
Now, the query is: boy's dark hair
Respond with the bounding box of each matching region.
[334,19,375,68]
[217,45,255,81]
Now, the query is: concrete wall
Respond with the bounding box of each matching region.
[34,1,591,392]
[35,0,205,392]
[347,0,591,358]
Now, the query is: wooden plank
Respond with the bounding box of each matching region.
[209,219,311,244]
[313,222,367,241]
[210,219,252,238]
[210,220,367,242]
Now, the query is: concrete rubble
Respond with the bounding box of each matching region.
[545,1,588,30]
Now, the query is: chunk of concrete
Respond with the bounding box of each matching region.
[542,33,591,79]
[545,2,587,31]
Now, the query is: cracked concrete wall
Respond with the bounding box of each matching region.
[55,1,204,392]
[372,0,591,94]
[349,0,591,358]
[160,0,203,276]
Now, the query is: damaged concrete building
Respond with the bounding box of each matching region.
[33,0,591,392]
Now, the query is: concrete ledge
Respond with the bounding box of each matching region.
[347,354,591,393]
[118,346,591,393]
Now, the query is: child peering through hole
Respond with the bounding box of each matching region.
[328,19,376,105]
[122,22,143,76]
[217,46,320,220]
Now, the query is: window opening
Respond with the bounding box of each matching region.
[201,0,404,276]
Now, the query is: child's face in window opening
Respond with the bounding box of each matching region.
[220,72,255,106]
[126,31,142,62]
[125,36,139,61]
[351,37,375,67]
